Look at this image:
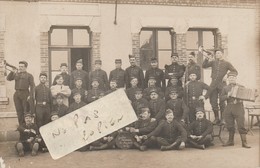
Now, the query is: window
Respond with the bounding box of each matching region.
[186,28,218,82]
[140,28,175,70]
[49,26,92,85]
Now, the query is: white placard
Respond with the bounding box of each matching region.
[40,89,137,160]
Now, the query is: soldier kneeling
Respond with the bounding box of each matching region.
[16,113,41,157]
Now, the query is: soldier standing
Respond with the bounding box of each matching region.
[165,53,185,87]
[34,72,52,128]
[70,59,89,90]
[7,61,35,124]
[52,63,71,87]
[89,60,109,91]
[202,49,237,125]
[125,55,145,89]
[144,58,165,91]
[109,59,125,88]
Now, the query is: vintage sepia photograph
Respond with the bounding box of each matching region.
[0,0,259,168]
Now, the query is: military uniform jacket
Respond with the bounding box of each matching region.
[70,70,89,90]
[144,67,165,90]
[165,62,185,86]
[17,123,39,143]
[7,71,35,96]
[184,80,209,105]
[53,73,71,87]
[89,69,109,91]
[35,83,52,106]
[134,118,157,135]
[71,87,87,103]
[147,120,187,142]
[184,62,201,81]
[202,59,237,89]
[125,65,145,89]
[188,118,213,138]
[109,68,125,88]
[87,88,104,103]
[52,104,68,117]
[220,83,244,105]
[67,101,86,114]
[166,98,189,121]
[143,86,164,100]
[149,98,166,121]
[132,98,149,115]
[165,85,184,100]
[125,87,142,103]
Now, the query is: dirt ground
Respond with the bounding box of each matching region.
[0,128,259,168]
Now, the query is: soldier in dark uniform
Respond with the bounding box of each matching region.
[149,89,166,122]
[166,89,189,124]
[143,76,164,100]
[184,72,209,123]
[126,107,157,151]
[89,132,118,151]
[16,113,41,157]
[70,77,88,103]
[67,91,87,114]
[109,59,125,88]
[187,108,213,149]
[221,72,255,148]
[202,49,238,125]
[34,72,52,128]
[86,78,105,103]
[165,76,184,101]
[184,52,201,82]
[70,59,89,90]
[7,61,35,124]
[132,88,149,116]
[52,93,68,117]
[50,111,59,121]
[105,79,118,95]
[165,53,185,87]
[125,77,142,103]
[52,63,71,87]
[142,109,187,151]
[144,58,165,91]
[89,60,109,91]
[125,55,145,89]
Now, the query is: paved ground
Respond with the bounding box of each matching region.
[0,128,259,168]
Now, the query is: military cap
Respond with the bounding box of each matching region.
[95,60,102,65]
[188,70,198,76]
[115,59,122,63]
[128,55,135,59]
[60,63,68,67]
[76,59,83,64]
[227,71,238,77]
[24,113,32,118]
[171,53,179,57]
[92,78,99,83]
[135,88,143,94]
[19,61,28,67]
[110,78,118,83]
[74,77,83,82]
[140,107,150,114]
[148,76,156,80]
[39,72,47,77]
[150,58,158,62]
[189,52,195,57]
[169,88,179,94]
[214,48,224,53]
[165,109,173,115]
[195,107,205,113]
[130,76,138,81]
[56,93,65,99]
[150,88,158,94]
[73,91,81,97]
[169,75,178,80]
[50,111,59,117]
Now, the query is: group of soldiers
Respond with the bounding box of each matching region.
[7,48,255,156]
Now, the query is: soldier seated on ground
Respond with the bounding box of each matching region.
[125,107,157,151]
[89,132,118,151]
[132,88,149,116]
[142,109,187,151]
[187,108,213,150]
[16,113,41,157]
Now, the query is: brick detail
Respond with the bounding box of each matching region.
[91,32,101,70]
[0,32,5,86]
[176,33,187,65]
[38,0,257,9]
[40,32,49,85]
[132,33,140,66]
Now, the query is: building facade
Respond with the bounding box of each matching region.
[0,0,259,140]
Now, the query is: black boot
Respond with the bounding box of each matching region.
[240,134,251,148]
[212,110,220,125]
[223,132,234,147]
